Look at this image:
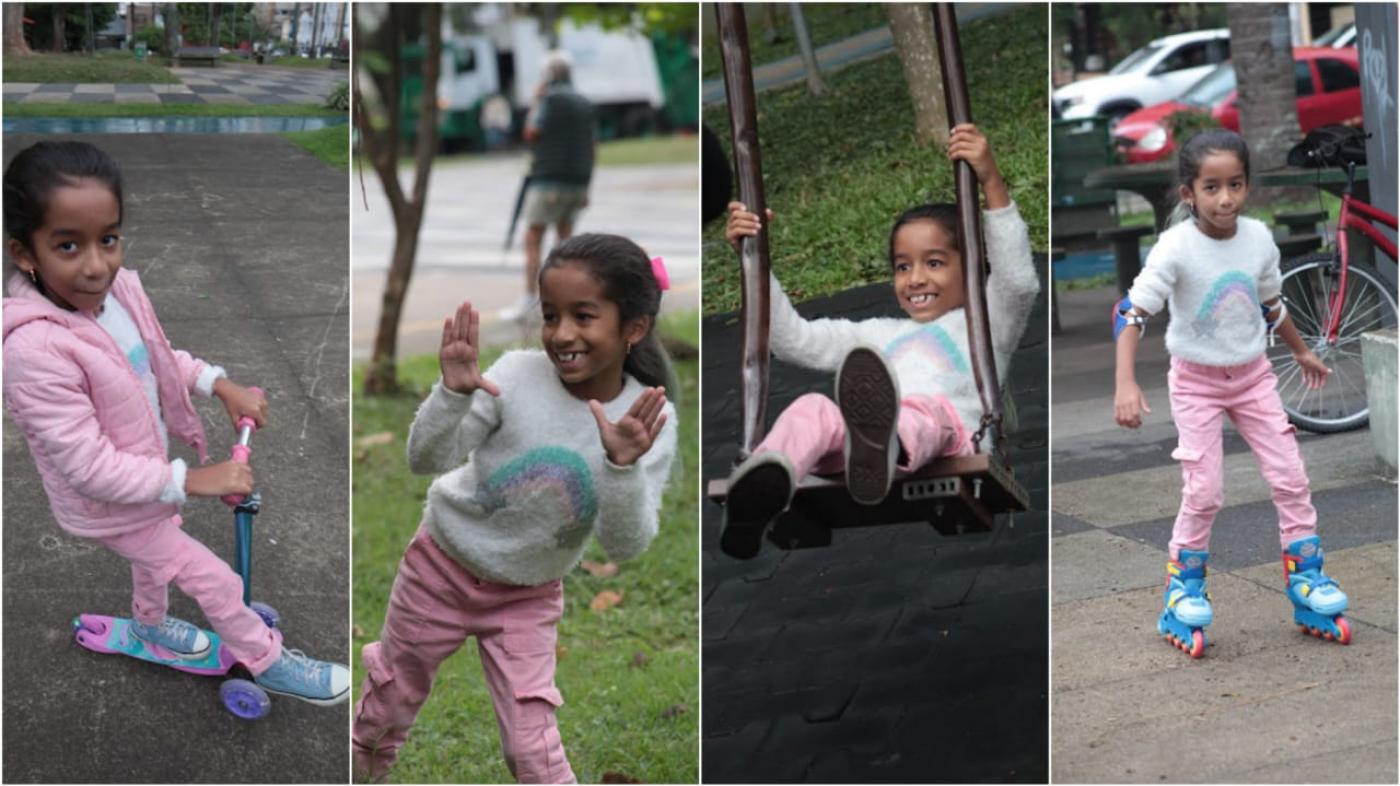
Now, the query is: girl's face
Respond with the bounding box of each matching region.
[539,261,648,402]
[8,178,123,313]
[1181,151,1248,240]
[892,218,965,323]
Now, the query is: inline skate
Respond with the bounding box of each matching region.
[1283,535,1351,644]
[1158,549,1212,658]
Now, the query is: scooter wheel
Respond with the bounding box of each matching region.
[220,678,271,720]
[250,602,280,630]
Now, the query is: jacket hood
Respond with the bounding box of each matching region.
[3,270,86,341]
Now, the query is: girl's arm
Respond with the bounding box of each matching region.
[725,202,866,371]
[6,341,192,504]
[1113,321,1151,428]
[407,303,509,474]
[592,400,678,562]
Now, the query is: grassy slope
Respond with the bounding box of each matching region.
[352,316,699,783]
[282,125,349,169]
[3,51,181,84]
[702,5,1049,314]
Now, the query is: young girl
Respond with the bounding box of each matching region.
[1113,129,1349,657]
[353,234,678,783]
[720,124,1041,558]
[2,141,348,704]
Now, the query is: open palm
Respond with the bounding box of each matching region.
[590,386,668,466]
[440,301,500,396]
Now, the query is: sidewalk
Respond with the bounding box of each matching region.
[2,134,349,783]
[701,258,1049,783]
[1050,284,1397,783]
[3,62,344,105]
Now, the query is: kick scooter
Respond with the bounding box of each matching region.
[72,390,281,720]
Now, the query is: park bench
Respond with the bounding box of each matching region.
[175,46,219,68]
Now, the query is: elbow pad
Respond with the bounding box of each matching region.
[1262,300,1286,332]
[1112,296,1148,342]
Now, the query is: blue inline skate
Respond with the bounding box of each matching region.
[1283,535,1351,645]
[1157,549,1212,658]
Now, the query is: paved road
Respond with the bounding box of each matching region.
[2,134,349,784]
[352,152,699,358]
[3,62,345,105]
[1050,285,1397,783]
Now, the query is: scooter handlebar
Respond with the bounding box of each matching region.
[221,386,263,506]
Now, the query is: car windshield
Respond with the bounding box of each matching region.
[1180,63,1236,106]
[1109,42,1164,75]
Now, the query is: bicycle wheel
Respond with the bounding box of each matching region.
[1270,253,1398,433]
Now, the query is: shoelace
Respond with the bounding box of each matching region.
[137,617,195,646]
[274,649,326,687]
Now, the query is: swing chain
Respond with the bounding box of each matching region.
[972,413,1006,458]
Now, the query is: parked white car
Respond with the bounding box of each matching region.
[1054,29,1231,126]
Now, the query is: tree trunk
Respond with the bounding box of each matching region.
[211,3,222,47]
[289,2,300,55]
[360,4,443,394]
[333,2,345,49]
[84,3,94,53]
[789,4,826,97]
[884,3,948,148]
[164,3,179,55]
[52,10,65,52]
[1226,4,1300,176]
[4,4,31,55]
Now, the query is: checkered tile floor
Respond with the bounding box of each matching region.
[3,63,345,105]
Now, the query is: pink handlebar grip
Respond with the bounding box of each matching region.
[221,386,264,506]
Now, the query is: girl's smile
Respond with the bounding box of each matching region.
[892,219,965,323]
[539,262,646,402]
[10,178,123,313]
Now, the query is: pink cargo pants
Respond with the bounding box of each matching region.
[353,525,574,784]
[1167,355,1317,558]
[100,515,282,674]
[754,391,972,479]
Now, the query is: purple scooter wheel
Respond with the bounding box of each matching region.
[220,678,271,720]
[250,601,280,630]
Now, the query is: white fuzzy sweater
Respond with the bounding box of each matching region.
[1127,217,1281,367]
[407,350,677,586]
[768,201,1040,444]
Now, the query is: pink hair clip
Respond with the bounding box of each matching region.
[650,256,671,292]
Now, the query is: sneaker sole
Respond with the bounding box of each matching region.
[131,634,212,662]
[838,348,898,505]
[721,462,792,559]
[258,683,351,707]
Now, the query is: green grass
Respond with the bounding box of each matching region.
[702,5,1048,314]
[3,102,344,118]
[701,3,889,80]
[261,55,346,69]
[3,51,180,84]
[282,125,349,169]
[595,134,698,167]
[352,317,699,784]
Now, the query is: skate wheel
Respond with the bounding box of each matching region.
[1335,616,1352,645]
[1188,630,1205,659]
[250,601,280,630]
[220,678,271,720]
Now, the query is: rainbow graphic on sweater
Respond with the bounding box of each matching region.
[884,324,970,375]
[485,446,597,549]
[1195,270,1259,324]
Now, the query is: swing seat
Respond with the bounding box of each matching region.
[707,452,1029,536]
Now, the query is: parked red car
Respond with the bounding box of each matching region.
[1114,47,1362,164]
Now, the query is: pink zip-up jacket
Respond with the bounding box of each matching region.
[3,268,212,538]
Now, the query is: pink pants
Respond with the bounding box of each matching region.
[100,515,282,674]
[1167,355,1317,558]
[755,392,972,478]
[353,525,574,784]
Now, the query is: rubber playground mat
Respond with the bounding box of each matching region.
[701,258,1049,783]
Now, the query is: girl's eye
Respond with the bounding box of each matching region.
[926,258,943,269]
[895,262,910,273]
[56,241,78,253]
[576,313,594,323]
[102,235,120,247]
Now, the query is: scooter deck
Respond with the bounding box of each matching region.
[72,614,238,676]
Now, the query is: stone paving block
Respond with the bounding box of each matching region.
[157,93,203,104]
[72,83,114,93]
[3,83,39,93]
[20,93,70,103]
[199,93,251,104]
[113,83,154,93]
[1052,528,1165,603]
[68,93,114,103]
[34,82,76,92]
[1223,737,1397,783]
[150,83,192,93]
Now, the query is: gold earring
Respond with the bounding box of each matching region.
[27,269,36,283]
[626,342,632,356]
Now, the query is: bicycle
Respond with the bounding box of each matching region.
[1268,160,1398,433]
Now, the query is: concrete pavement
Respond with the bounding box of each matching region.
[1050,284,1397,783]
[2,134,349,783]
[352,152,699,357]
[3,62,345,105]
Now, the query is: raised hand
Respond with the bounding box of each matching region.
[590,386,668,466]
[440,301,501,397]
[947,123,1009,209]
